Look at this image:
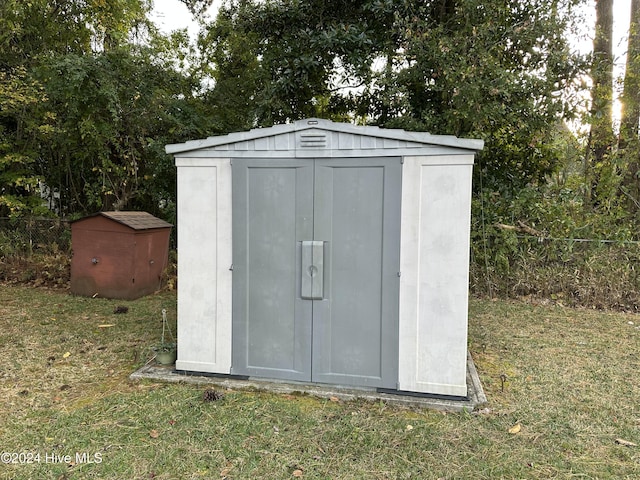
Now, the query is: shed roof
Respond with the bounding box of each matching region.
[74,211,172,230]
[166,118,484,158]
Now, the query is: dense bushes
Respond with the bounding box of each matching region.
[470,179,640,311]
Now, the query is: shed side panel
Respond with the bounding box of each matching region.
[175,160,232,374]
[398,155,473,397]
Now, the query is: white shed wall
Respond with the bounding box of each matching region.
[398,155,474,397]
[175,160,233,374]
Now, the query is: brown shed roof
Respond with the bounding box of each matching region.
[74,211,172,230]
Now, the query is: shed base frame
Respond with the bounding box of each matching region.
[131,353,486,412]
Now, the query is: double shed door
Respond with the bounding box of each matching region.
[231,157,401,389]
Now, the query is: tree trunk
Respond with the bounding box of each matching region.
[620,0,640,209]
[586,0,615,207]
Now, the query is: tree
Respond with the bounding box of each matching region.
[197,1,263,133]
[200,0,585,192]
[86,0,153,51]
[378,0,585,191]
[585,0,615,207]
[35,45,212,215]
[620,0,640,210]
[0,67,50,217]
[199,0,396,126]
[0,0,95,216]
[0,0,200,217]
[180,0,217,18]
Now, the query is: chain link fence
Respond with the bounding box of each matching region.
[1,217,638,309]
[470,233,640,310]
[0,217,71,257]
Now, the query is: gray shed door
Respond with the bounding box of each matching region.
[232,157,401,389]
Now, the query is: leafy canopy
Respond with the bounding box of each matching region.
[203,0,587,190]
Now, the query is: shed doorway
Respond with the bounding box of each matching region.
[231,157,401,389]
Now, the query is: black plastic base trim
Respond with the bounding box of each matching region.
[174,370,250,381]
[376,388,469,402]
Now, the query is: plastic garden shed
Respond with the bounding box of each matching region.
[70,211,172,300]
[166,118,483,397]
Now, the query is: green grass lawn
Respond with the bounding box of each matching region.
[0,285,638,479]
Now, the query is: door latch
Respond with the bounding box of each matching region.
[301,241,324,299]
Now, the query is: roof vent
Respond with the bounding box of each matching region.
[299,132,327,148]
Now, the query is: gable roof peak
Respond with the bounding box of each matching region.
[166,118,484,154]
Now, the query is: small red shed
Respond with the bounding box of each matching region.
[70,211,172,300]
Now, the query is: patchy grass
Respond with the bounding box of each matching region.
[0,286,639,479]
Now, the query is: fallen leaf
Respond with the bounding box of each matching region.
[292,469,303,477]
[62,352,71,359]
[149,429,160,439]
[615,438,637,447]
[508,423,522,434]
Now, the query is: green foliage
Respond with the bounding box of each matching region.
[198,2,263,132]
[34,45,212,215]
[0,67,51,217]
[379,0,587,189]
[200,0,397,126]
[0,0,167,217]
[1,0,638,309]
[0,0,92,71]
[202,0,588,190]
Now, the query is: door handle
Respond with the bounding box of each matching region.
[301,241,324,299]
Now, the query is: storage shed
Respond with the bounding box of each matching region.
[167,118,483,397]
[71,211,172,300]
